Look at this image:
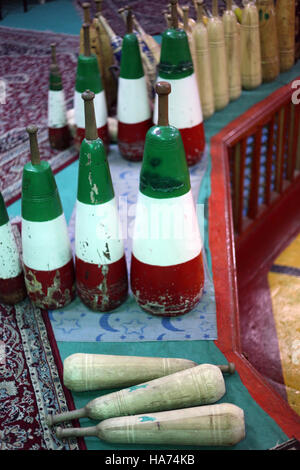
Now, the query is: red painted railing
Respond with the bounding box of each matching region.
[209,77,300,439]
[211,78,300,244]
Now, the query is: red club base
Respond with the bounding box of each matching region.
[75,124,110,151]
[49,125,71,151]
[24,259,75,310]
[0,272,27,305]
[179,122,205,166]
[130,252,205,317]
[118,119,153,162]
[75,255,128,312]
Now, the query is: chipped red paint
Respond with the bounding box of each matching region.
[130,252,205,317]
[118,119,153,161]
[75,255,128,312]
[0,272,27,305]
[24,259,75,310]
[49,125,71,151]
[75,123,110,150]
[179,122,205,166]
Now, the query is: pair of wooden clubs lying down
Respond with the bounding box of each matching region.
[47,353,245,447]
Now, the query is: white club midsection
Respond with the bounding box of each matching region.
[0,222,22,279]
[153,73,203,129]
[132,190,202,267]
[48,89,68,128]
[117,76,151,124]
[22,214,73,271]
[75,198,124,266]
[74,89,107,129]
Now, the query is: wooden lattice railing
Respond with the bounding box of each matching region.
[211,78,300,241]
[208,78,300,439]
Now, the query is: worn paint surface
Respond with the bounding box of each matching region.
[0,221,22,279]
[130,252,204,316]
[24,259,75,309]
[75,198,123,264]
[75,254,128,312]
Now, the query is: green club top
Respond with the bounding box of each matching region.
[77,138,115,205]
[158,28,194,80]
[159,28,194,80]
[21,161,63,222]
[0,191,9,227]
[139,125,191,199]
[120,33,144,80]
[75,54,103,94]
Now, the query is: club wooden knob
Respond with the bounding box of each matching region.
[95,0,102,14]
[156,81,171,126]
[126,6,133,34]
[50,42,57,65]
[82,2,91,23]
[26,125,41,165]
[170,0,179,29]
[81,90,98,141]
[82,22,91,56]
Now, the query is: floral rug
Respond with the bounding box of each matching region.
[0,220,86,450]
[0,26,80,206]
[0,300,86,450]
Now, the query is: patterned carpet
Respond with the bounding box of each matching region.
[0,25,86,449]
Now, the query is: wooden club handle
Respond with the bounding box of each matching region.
[156,81,171,126]
[82,2,91,23]
[82,90,98,141]
[126,6,133,34]
[27,126,41,165]
[83,22,91,56]
[50,42,57,65]
[170,0,179,29]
